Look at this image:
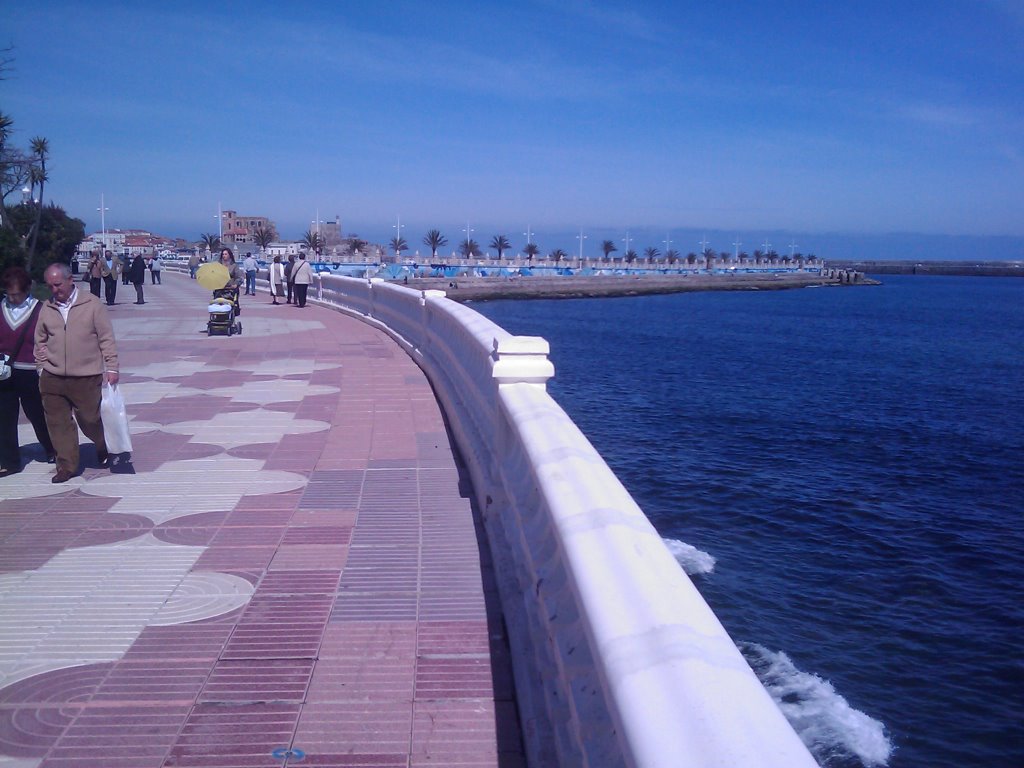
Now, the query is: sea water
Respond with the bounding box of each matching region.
[473,275,1024,768]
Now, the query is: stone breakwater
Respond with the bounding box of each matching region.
[393,271,874,302]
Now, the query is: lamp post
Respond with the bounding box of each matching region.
[622,230,631,258]
[463,222,473,259]
[393,214,404,259]
[576,228,587,265]
[97,193,109,251]
[733,236,742,262]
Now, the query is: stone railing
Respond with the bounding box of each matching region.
[302,275,816,767]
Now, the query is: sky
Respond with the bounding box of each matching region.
[4,0,1024,259]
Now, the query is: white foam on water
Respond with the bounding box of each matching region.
[740,642,894,767]
[663,537,716,575]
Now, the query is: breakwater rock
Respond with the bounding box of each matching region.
[393,271,875,302]
[828,260,1024,277]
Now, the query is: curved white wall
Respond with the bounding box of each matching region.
[314,274,819,768]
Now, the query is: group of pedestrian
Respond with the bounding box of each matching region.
[84,248,159,306]
[1,263,120,483]
[267,252,312,307]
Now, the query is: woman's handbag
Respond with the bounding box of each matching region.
[100,382,133,454]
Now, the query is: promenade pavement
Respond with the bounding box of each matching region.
[0,272,523,767]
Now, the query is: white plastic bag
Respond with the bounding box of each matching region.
[100,382,133,454]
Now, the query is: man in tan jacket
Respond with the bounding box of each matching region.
[35,263,119,482]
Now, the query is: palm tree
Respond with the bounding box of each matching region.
[459,238,480,258]
[738,251,749,265]
[625,249,637,264]
[524,242,539,265]
[702,248,715,268]
[348,237,367,257]
[600,239,617,262]
[302,230,324,256]
[423,229,447,258]
[253,226,274,257]
[644,246,660,262]
[549,248,567,264]
[390,236,409,258]
[753,249,764,265]
[200,233,222,254]
[25,136,48,270]
[666,249,680,265]
[719,251,730,264]
[489,235,511,261]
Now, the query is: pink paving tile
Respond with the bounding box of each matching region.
[293,701,412,756]
[268,544,349,570]
[0,664,113,706]
[91,659,216,703]
[198,659,314,703]
[256,570,342,595]
[0,706,80,759]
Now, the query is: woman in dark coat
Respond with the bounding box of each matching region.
[129,253,146,304]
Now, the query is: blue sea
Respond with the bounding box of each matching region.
[473,275,1024,768]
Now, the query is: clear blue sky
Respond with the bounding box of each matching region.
[5,1,1023,258]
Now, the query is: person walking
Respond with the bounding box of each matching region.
[128,253,146,304]
[284,254,296,304]
[0,267,55,476]
[150,254,162,284]
[35,263,119,483]
[121,254,131,286]
[242,252,257,295]
[100,250,121,305]
[291,252,313,308]
[86,249,103,298]
[188,251,201,279]
[269,255,285,304]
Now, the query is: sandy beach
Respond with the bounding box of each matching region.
[391,271,873,302]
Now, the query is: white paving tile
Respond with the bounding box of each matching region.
[156,408,329,449]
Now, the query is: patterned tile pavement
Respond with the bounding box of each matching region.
[0,273,524,768]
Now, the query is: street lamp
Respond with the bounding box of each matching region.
[463,222,473,258]
[97,193,109,250]
[393,215,404,259]
[576,228,587,263]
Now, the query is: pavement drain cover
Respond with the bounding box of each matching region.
[272,747,305,762]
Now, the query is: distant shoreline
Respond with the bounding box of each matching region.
[391,272,876,302]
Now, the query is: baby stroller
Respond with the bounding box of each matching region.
[207,287,242,336]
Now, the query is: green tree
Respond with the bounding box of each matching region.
[1,203,84,280]
[200,233,222,253]
[459,238,480,257]
[253,225,275,255]
[686,252,697,266]
[666,249,680,265]
[524,242,539,264]
[390,236,408,257]
[299,230,323,253]
[348,237,367,257]
[25,136,49,271]
[625,249,637,264]
[601,239,617,261]
[423,229,447,258]
[644,246,660,262]
[489,234,511,261]
[549,248,567,263]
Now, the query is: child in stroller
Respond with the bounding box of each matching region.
[208,286,242,336]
